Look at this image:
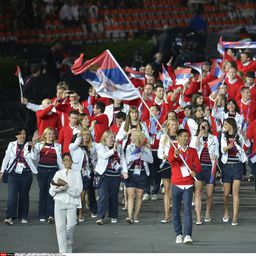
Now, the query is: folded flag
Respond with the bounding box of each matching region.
[208,73,226,92]
[71,50,140,100]
[174,68,191,85]
[128,147,142,162]
[218,36,256,54]
[125,66,145,80]
[184,62,203,75]
[160,64,172,91]
[210,158,217,184]
[15,65,24,85]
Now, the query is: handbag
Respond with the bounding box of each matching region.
[93,174,104,189]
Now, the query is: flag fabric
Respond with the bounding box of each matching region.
[184,62,203,75]
[128,147,142,163]
[174,68,191,85]
[125,66,145,80]
[15,65,24,85]
[210,59,224,78]
[208,73,226,92]
[161,64,172,91]
[210,159,217,184]
[218,36,256,54]
[71,50,140,100]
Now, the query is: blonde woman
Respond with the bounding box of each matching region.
[158,119,179,223]
[95,130,128,225]
[125,130,153,223]
[69,129,98,222]
[31,127,63,223]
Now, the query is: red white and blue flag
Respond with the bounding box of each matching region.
[125,66,145,81]
[184,62,203,75]
[174,68,191,85]
[128,147,142,163]
[208,73,226,92]
[71,50,140,100]
[15,65,24,85]
[160,64,172,91]
[217,36,256,54]
[210,159,217,184]
[210,59,224,78]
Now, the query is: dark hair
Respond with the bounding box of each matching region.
[246,71,255,79]
[223,118,240,146]
[69,109,79,116]
[240,86,249,94]
[14,127,27,136]
[154,83,164,91]
[30,64,41,74]
[177,128,189,137]
[115,111,126,120]
[195,120,212,136]
[192,93,204,107]
[62,152,72,160]
[151,104,161,113]
[241,50,252,60]
[225,99,240,114]
[145,83,154,90]
[94,102,105,113]
[168,110,178,120]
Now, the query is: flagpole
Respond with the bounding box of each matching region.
[107,50,197,180]
[19,80,23,98]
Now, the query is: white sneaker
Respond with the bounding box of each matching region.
[142,193,149,201]
[4,218,13,225]
[183,235,193,244]
[111,218,118,223]
[176,235,183,244]
[21,219,28,224]
[91,214,97,218]
[39,218,46,222]
[151,194,158,200]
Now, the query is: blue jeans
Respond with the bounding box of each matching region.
[172,185,194,236]
[6,171,33,219]
[97,175,121,219]
[37,166,58,219]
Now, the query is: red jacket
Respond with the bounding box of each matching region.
[168,146,201,186]
[247,119,256,154]
[110,123,120,135]
[237,59,256,74]
[238,99,256,124]
[36,105,62,136]
[225,76,244,101]
[89,113,109,143]
[58,125,74,153]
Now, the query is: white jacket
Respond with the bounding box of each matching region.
[104,104,130,126]
[31,142,63,169]
[49,168,83,207]
[125,144,153,176]
[116,122,151,149]
[220,133,250,164]
[1,141,38,174]
[190,134,219,165]
[69,136,97,172]
[157,134,172,160]
[95,143,128,175]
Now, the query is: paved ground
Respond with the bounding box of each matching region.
[0,177,256,253]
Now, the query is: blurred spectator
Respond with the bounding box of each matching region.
[189,9,207,33]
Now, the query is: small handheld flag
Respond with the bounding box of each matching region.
[15,65,24,97]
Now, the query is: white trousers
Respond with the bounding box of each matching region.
[54,200,77,253]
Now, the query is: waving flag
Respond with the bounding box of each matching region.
[128,147,142,163]
[125,66,145,81]
[210,59,224,78]
[71,50,140,100]
[160,64,172,91]
[15,65,24,85]
[208,73,226,92]
[210,159,217,184]
[218,36,256,54]
[184,62,203,75]
[174,68,191,85]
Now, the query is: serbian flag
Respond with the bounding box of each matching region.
[210,159,217,184]
[128,147,142,163]
[71,50,140,100]
[208,73,226,92]
[160,64,172,91]
[210,59,224,78]
[125,66,145,80]
[218,36,256,54]
[15,65,24,85]
[174,68,191,85]
[184,62,203,75]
